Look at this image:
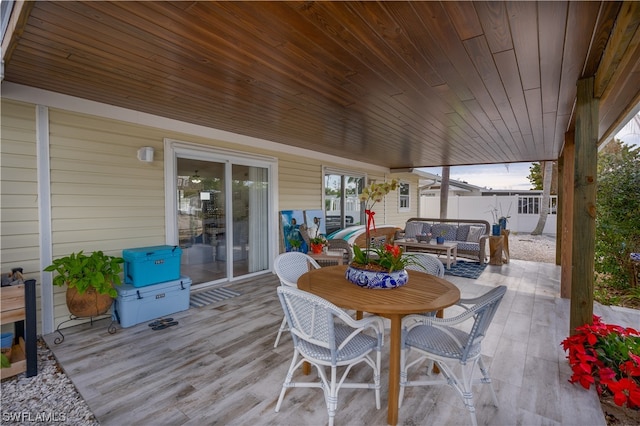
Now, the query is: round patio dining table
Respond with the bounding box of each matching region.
[297,265,460,426]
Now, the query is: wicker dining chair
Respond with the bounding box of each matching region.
[272,252,321,348]
[403,252,445,278]
[275,286,384,426]
[399,285,507,426]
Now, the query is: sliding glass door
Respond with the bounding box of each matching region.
[177,158,227,283]
[169,142,273,288]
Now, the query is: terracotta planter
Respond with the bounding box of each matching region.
[66,286,113,318]
[345,265,408,289]
[310,243,324,254]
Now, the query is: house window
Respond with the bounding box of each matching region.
[399,182,410,212]
[518,195,558,215]
[323,169,365,235]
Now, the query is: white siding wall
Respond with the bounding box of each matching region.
[2,97,422,330]
[1,100,41,331]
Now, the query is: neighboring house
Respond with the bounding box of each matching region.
[1,93,422,334]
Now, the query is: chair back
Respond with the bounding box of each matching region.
[274,252,321,287]
[404,252,445,277]
[459,285,506,361]
[326,238,353,263]
[276,286,340,356]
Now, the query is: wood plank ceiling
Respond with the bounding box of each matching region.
[2,1,640,169]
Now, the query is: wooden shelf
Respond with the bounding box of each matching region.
[1,280,37,378]
[1,337,26,379]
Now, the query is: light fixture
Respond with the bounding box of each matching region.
[137,146,154,162]
[190,170,202,184]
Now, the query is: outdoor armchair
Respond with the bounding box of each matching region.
[273,252,321,348]
[275,286,384,426]
[404,252,445,278]
[400,285,507,426]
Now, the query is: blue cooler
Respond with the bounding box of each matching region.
[113,276,191,328]
[123,245,182,287]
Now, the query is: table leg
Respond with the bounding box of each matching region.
[387,314,402,426]
[446,247,452,269]
[432,309,444,374]
[302,361,311,375]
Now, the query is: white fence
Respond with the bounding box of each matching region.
[419,194,557,235]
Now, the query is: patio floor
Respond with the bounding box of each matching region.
[44,259,640,426]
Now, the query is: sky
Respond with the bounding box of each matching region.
[420,114,640,190]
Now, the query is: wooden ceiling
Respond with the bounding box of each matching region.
[3,1,640,169]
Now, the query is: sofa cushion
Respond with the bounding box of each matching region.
[404,221,425,239]
[431,224,457,241]
[456,225,470,241]
[457,242,480,253]
[467,225,485,243]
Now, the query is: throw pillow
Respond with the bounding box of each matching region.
[467,225,485,243]
[404,222,424,239]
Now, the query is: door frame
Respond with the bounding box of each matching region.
[164,138,279,284]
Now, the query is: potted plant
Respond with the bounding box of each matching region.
[436,230,447,244]
[44,250,124,318]
[498,202,512,231]
[308,218,328,254]
[487,206,501,236]
[347,244,420,289]
[309,235,327,254]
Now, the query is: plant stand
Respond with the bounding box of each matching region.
[489,236,504,266]
[54,314,116,344]
[501,229,510,263]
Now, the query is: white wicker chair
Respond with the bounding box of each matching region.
[399,285,507,426]
[275,286,384,426]
[273,252,321,348]
[404,252,445,278]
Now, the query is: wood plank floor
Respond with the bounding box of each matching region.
[44,260,640,426]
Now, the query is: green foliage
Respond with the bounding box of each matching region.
[527,162,543,190]
[44,251,124,298]
[352,244,421,273]
[288,238,302,249]
[595,332,640,375]
[595,140,640,290]
[1,352,10,368]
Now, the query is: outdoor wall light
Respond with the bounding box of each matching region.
[137,146,154,162]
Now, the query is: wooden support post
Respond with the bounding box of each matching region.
[560,132,574,299]
[570,77,597,334]
[556,154,563,266]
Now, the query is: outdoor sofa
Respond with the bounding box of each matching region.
[400,217,491,264]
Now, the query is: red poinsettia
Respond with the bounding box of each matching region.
[561,315,640,408]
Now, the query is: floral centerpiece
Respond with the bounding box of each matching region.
[561,315,640,409]
[345,178,419,289]
[359,178,398,261]
[347,244,412,289]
